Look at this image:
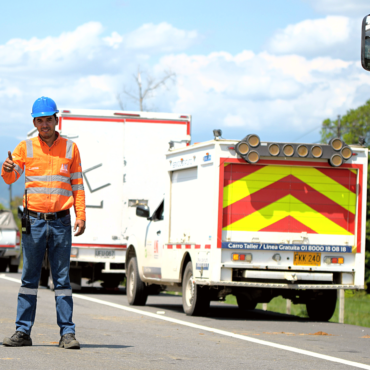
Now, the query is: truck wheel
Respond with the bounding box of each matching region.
[9,264,19,273]
[0,258,8,272]
[236,295,257,311]
[126,257,148,305]
[306,290,337,321]
[182,261,210,316]
[39,266,50,287]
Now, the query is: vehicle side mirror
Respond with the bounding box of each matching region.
[136,205,150,219]
[361,14,370,72]
[17,206,24,219]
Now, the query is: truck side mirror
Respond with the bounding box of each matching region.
[361,14,370,72]
[136,205,150,219]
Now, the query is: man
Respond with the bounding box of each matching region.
[1,96,86,349]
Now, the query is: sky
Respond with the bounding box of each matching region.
[0,0,370,202]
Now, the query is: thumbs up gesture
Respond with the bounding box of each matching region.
[3,151,15,173]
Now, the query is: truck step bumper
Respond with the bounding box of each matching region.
[194,280,362,290]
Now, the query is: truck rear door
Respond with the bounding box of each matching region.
[222,163,357,249]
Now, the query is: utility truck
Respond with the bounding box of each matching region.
[127,134,368,321]
[27,109,191,289]
[0,210,21,272]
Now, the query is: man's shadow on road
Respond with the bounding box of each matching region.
[0,343,133,349]
[80,344,133,349]
[145,294,312,323]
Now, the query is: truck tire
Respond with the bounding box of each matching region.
[182,261,210,316]
[126,257,148,305]
[0,258,8,272]
[9,264,19,273]
[306,290,337,322]
[236,295,257,311]
[39,266,50,287]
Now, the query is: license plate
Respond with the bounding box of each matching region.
[293,252,321,266]
[95,249,115,259]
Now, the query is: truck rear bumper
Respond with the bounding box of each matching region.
[0,248,21,258]
[194,279,363,290]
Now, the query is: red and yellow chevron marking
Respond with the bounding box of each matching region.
[222,164,357,235]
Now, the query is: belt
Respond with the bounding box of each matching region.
[26,209,70,221]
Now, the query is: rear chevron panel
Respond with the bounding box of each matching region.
[222,164,356,236]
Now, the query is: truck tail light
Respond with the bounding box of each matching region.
[114,112,140,117]
[16,231,20,246]
[232,253,252,262]
[324,256,344,264]
[70,247,78,258]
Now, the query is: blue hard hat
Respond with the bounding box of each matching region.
[31,96,59,118]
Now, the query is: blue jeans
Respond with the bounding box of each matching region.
[16,213,75,336]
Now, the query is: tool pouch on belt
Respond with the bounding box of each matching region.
[21,215,30,235]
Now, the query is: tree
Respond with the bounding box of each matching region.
[321,99,370,292]
[117,67,176,112]
[320,99,370,144]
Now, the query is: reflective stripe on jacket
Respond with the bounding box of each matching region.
[1,133,86,221]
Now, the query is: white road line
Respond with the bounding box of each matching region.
[0,275,23,284]
[1,275,369,370]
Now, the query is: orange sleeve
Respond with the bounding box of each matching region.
[1,142,26,185]
[70,143,86,221]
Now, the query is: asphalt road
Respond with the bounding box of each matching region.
[1,272,370,370]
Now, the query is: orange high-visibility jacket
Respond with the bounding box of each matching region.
[1,133,86,221]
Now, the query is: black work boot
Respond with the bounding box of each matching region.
[3,331,32,347]
[59,333,80,349]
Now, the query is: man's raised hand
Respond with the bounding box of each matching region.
[3,151,15,173]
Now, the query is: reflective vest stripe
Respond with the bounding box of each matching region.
[70,172,83,180]
[25,175,71,184]
[55,289,72,297]
[19,287,38,295]
[66,140,73,159]
[26,187,73,197]
[72,184,84,191]
[25,139,33,158]
[14,164,23,175]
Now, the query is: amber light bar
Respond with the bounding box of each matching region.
[234,134,353,167]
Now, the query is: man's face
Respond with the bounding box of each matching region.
[33,115,58,140]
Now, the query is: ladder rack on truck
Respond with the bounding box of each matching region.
[127,134,367,321]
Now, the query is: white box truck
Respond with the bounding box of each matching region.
[26,109,191,289]
[0,210,21,272]
[127,134,368,321]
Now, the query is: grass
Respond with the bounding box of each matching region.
[225,291,370,328]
